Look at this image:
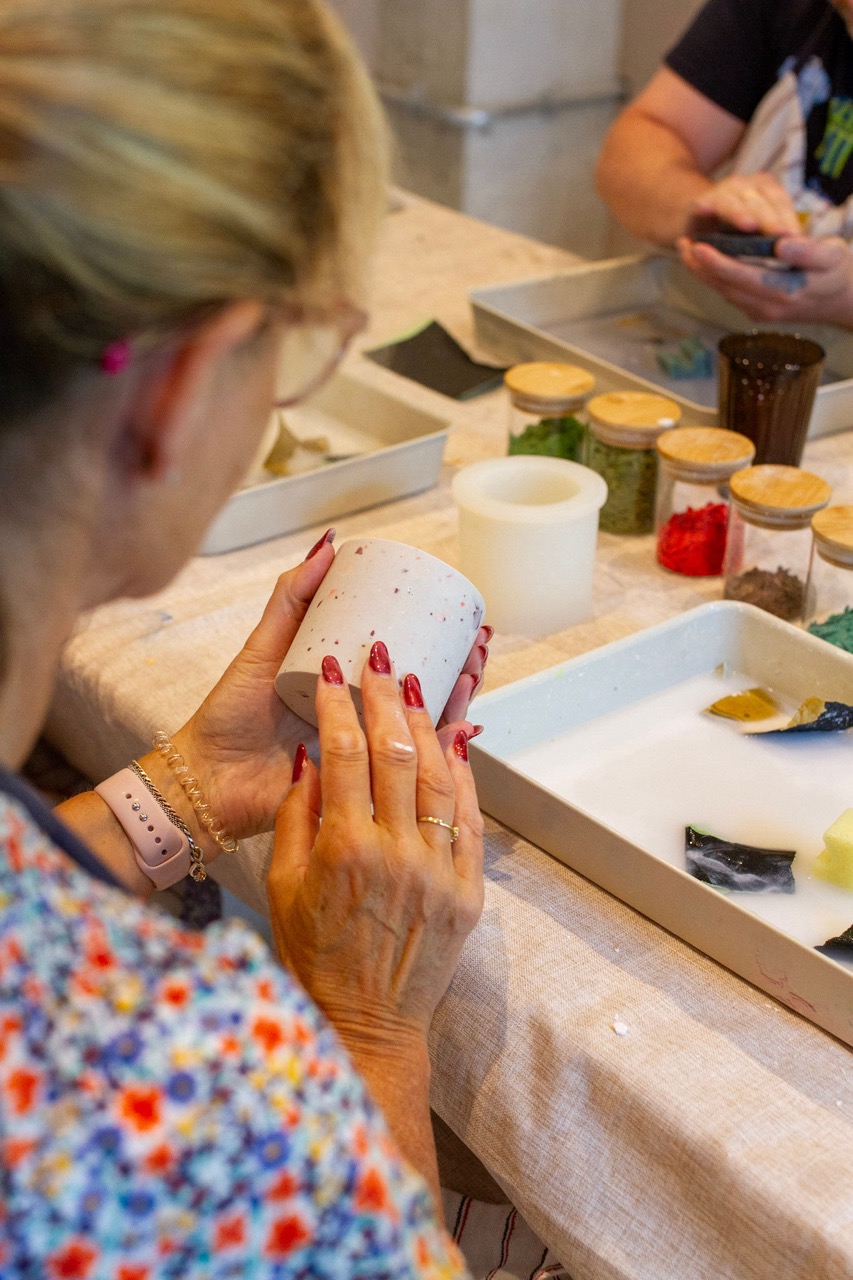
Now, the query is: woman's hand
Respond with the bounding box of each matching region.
[267,642,484,1200]
[268,642,484,1042]
[677,233,853,327]
[170,533,490,845]
[438,623,491,729]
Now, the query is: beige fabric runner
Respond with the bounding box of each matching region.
[47,193,853,1280]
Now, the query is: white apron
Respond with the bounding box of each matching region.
[732,48,853,239]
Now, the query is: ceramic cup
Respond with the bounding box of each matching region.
[452,455,607,635]
[275,537,485,727]
[717,331,825,466]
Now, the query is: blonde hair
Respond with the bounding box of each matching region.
[0,0,388,414]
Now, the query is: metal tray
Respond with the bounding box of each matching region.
[471,254,853,439]
[471,601,853,1047]
[201,371,451,554]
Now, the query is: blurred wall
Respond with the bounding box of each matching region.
[327,0,379,65]
[620,0,705,93]
[326,0,705,257]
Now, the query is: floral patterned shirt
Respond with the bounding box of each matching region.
[0,769,468,1279]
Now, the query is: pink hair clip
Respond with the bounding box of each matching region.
[100,337,132,375]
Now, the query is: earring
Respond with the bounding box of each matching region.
[101,338,132,375]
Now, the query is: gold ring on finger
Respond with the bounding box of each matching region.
[418,815,459,842]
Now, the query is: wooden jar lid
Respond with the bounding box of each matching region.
[588,391,681,448]
[657,426,755,466]
[504,362,595,412]
[729,464,831,528]
[657,426,755,482]
[812,505,853,566]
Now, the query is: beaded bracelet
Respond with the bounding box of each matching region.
[152,731,240,855]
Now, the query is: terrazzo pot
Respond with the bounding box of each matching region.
[275,537,485,727]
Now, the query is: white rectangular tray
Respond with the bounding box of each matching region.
[471,254,853,439]
[471,601,853,1047]
[202,371,451,554]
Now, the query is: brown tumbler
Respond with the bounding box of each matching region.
[717,331,825,466]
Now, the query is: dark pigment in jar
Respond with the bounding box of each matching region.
[724,565,805,621]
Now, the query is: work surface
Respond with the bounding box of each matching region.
[48,194,853,1280]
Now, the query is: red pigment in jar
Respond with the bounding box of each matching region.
[656,502,729,575]
[655,426,755,578]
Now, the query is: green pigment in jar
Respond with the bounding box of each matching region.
[505,362,595,463]
[586,392,681,535]
[805,506,853,648]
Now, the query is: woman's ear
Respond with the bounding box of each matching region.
[122,299,269,483]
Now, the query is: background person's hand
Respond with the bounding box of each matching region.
[677,233,853,327]
[689,171,802,236]
[170,535,490,846]
[267,643,484,1042]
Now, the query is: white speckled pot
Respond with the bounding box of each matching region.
[275,538,485,727]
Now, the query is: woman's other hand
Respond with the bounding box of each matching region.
[167,531,337,844]
[171,534,490,844]
[438,624,491,738]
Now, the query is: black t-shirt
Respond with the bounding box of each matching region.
[666,0,853,205]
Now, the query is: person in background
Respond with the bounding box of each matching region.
[0,0,490,1273]
[596,0,853,326]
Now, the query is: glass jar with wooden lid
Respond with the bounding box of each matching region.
[723,465,831,622]
[586,391,681,534]
[655,426,755,576]
[805,506,853,651]
[505,362,595,463]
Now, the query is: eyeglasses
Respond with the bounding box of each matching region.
[272,298,368,408]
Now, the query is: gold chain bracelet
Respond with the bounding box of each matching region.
[152,731,240,855]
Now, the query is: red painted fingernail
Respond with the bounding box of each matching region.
[478,644,489,663]
[482,625,494,642]
[292,743,307,783]
[304,528,335,560]
[403,673,425,709]
[369,640,392,676]
[469,724,484,738]
[321,654,344,685]
[453,730,469,763]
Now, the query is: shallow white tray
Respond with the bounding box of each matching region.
[471,601,853,1047]
[471,254,853,439]
[202,371,450,554]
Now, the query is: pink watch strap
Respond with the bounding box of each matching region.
[95,767,192,889]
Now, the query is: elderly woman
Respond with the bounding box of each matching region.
[0,0,489,1274]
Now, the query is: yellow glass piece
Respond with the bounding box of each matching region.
[815,807,853,891]
[786,696,827,727]
[706,687,780,721]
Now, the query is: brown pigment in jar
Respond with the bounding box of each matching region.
[724,565,805,621]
